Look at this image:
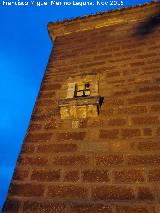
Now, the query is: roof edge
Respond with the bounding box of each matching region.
[48,1,159,42]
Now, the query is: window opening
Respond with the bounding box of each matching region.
[74,82,90,97]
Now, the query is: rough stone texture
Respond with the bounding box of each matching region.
[64,170,79,182]
[9,183,45,197]
[83,169,110,182]
[113,169,145,183]
[92,185,135,201]
[3,2,160,212]
[71,204,112,213]
[23,201,67,213]
[47,185,88,200]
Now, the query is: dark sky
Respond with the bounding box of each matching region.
[0,0,152,210]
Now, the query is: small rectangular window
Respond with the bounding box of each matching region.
[74,82,90,97]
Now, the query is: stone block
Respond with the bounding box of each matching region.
[66,83,75,98]
[87,105,98,117]
[77,106,87,118]
[60,107,70,119]
[70,106,77,118]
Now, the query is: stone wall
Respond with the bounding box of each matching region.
[3,2,160,212]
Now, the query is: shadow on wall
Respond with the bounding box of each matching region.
[135,2,160,36]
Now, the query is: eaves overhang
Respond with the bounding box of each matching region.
[48,1,160,42]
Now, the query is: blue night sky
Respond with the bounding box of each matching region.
[0,0,152,210]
